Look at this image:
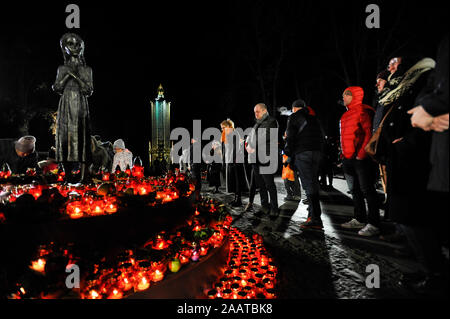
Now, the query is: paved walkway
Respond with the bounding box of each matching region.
[201,175,448,299]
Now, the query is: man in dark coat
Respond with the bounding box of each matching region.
[405,35,449,294]
[0,136,39,175]
[377,55,441,294]
[246,103,279,218]
[285,99,324,229]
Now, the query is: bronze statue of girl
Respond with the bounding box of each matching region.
[52,33,93,183]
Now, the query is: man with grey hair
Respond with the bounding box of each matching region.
[246,103,279,219]
[0,136,39,174]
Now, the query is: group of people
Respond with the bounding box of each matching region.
[185,36,449,294]
[0,135,133,180]
[0,31,447,296]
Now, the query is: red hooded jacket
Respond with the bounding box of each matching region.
[339,86,374,160]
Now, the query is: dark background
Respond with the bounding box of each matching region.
[0,1,447,167]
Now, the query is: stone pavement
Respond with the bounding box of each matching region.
[201,175,448,299]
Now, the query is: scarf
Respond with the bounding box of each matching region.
[379,58,436,107]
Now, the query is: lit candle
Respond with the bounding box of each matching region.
[30,258,46,273]
[191,250,200,262]
[105,202,118,214]
[199,246,208,256]
[179,254,189,265]
[262,278,274,289]
[108,288,123,299]
[121,277,133,291]
[151,269,164,282]
[265,288,276,299]
[89,290,100,299]
[136,276,150,291]
[207,289,217,299]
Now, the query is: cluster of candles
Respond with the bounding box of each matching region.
[0,163,12,179]
[9,197,264,300]
[81,251,169,299]
[205,227,277,299]
[1,169,193,221]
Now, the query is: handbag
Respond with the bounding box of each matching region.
[365,105,394,158]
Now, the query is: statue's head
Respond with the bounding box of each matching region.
[60,33,85,64]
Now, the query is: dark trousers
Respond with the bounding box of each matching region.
[399,224,446,276]
[319,160,333,187]
[284,170,301,198]
[343,158,380,226]
[253,165,278,210]
[191,166,202,200]
[295,151,322,221]
[248,164,257,204]
[400,191,449,277]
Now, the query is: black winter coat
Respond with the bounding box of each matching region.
[415,35,449,192]
[0,139,39,175]
[285,108,323,157]
[378,63,433,225]
[247,114,279,168]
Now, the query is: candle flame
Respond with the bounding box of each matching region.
[90,290,99,299]
[30,258,46,273]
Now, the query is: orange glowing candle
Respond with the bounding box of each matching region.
[121,277,133,291]
[30,258,46,273]
[89,290,100,299]
[137,276,150,291]
[105,202,117,214]
[108,288,123,299]
[151,270,164,282]
[199,246,208,256]
[179,254,189,265]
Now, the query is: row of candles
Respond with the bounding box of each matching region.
[205,228,277,299]
[80,221,232,299]
[2,171,192,220]
[11,198,244,299]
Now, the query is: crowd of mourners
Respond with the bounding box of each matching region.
[184,36,449,296]
[0,36,448,296]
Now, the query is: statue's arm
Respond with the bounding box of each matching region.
[52,66,71,94]
[69,66,94,96]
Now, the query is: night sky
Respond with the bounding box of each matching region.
[0,1,447,166]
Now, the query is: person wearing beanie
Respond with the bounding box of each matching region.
[373,70,392,132]
[111,138,133,172]
[0,136,39,174]
[339,87,380,237]
[285,99,324,230]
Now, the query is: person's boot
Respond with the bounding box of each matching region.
[254,205,270,217]
[300,218,324,230]
[269,207,280,219]
[231,194,242,207]
[244,202,253,212]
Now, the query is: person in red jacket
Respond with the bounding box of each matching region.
[339,86,381,236]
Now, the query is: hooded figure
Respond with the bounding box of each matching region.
[339,86,374,160]
[111,139,133,172]
[339,87,381,237]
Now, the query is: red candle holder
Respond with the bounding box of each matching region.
[66,201,84,219]
[262,277,274,289]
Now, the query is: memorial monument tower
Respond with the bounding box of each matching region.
[149,84,171,167]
